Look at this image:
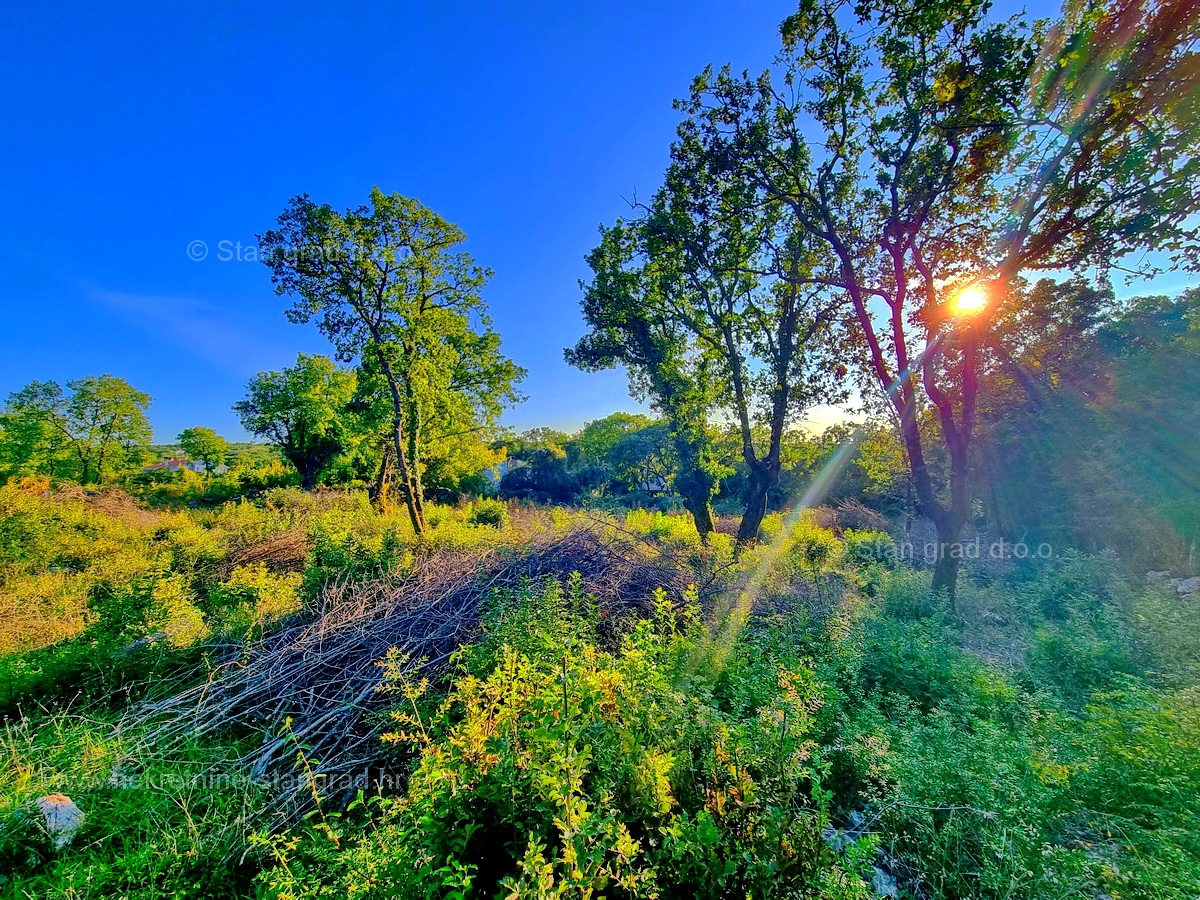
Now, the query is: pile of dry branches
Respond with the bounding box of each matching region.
[216,530,309,578]
[52,484,163,529]
[131,526,695,815]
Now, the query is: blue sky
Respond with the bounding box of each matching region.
[0,1,799,442]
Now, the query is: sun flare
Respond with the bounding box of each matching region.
[953,284,988,316]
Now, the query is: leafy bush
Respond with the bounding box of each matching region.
[1069,686,1200,898]
[466,497,509,528]
[623,508,702,550]
[856,617,1019,721]
[301,527,409,603]
[873,707,1088,900]
[877,566,939,620]
[1026,624,1139,708]
[0,483,160,653]
[1130,584,1200,686]
[257,581,872,899]
[208,563,303,632]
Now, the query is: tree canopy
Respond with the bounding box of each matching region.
[233,354,355,490]
[259,188,525,532]
[177,427,230,475]
[0,375,152,484]
[664,0,1199,591]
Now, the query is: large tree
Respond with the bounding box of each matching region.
[1,375,151,484]
[679,0,1198,594]
[567,224,727,538]
[233,354,355,490]
[571,130,846,544]
[259,189,525,534]
[346,359,508,505]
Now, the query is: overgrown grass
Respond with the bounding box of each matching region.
[821,562,1200,900]
[2,484,1198,899]
[0,716,265,900]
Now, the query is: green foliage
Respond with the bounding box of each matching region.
[258,581,871,899]
[845,631,1200,900]
[259,189,526,533]
[878,566,939,620]
[465,497,509,528]
[571,412,654,469]
[1131,583,1200,686]
[208,563,303,632]
[1068,686,1200,898]
[0,482,157,654]
[980,284,1200,572]
[0,375,152,484]
[234,354,357,490]
[499,446,582,505]
[177,426,230,474]
[569,117,848,543]
[623,508,702,551]
[0,718,263,900]
[818,547,1200,900]
[856,617,1018,721]
[1019,554,1141,708]
[301,527,407,602]
[2,459,1198,899]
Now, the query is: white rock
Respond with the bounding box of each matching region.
[36,793,84,850]
[1175,576,1200,596]
[1146,571,1171,583]
[871,866,899,898]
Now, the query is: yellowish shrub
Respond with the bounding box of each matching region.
[211,563,302,631]
[0,572,93,654]
[143,575,208,647]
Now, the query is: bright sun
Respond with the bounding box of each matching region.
[953,285,988,315]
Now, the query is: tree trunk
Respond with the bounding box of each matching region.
[369,441,393,509]
[897,398,967,608]
[930,323,982,608]
[736,464,778,546]
[678,478,715,540]
[76,446,91,486]
[375,350,426,535]
[391,417,425,534]
[404,386,427,526]
[669,428,717,542]
[930,514,962,599]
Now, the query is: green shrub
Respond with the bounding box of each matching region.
[0,484,162,653]
[878,566,938,620]
[257,581,872,899]
[624,509,702,550]
[1024,550,1127,624]
[207,563,303,632]
[841,529,894,566]
[466,497,509,528]
[854,617,1019,721]
[787,517,841,572]
[301,527,408,603]
[1130,584,1200,685]
[1069,685,1200,899]
[1026,625,1139,708]
[874,708,1088,900]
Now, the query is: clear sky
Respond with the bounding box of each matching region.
[0,1,802,442]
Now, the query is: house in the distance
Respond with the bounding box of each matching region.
[142,454,229,476]
[481,456,525,485]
